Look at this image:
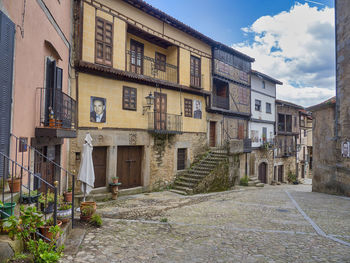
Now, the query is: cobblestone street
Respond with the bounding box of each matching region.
[61,183,350,263]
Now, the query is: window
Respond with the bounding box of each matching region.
[266,102,271,113]
[177,148,186,170]
[130,40,143,74]
[184,99,192,117]
[278,114,292,132]
[255,99,261,111]
[155,52,166,72]
[190,55,201,87]
[262,81,265,89]
[286,115,292,132]
[262,127,267,142]
[294,116,297,128]
[304,129,307,137]
[123,86,137,110]
[238,86,249,105]
[95,17,113,66]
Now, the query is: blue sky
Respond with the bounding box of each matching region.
[146,0,335,107]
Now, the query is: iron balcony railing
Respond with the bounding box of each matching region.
[212,94,229,110]
[37,88,77,129]
[147,112,182,134]
[126,50,178,84]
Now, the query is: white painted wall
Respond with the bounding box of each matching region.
[249,122,275,148]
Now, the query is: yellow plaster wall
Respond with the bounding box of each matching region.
[179,48,190,87]
[82,3,95,63]
[201,56,211,92]
[78,73,206,133]
[96,9,113,22]
[114,17,126,70]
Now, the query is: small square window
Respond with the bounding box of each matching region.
[255,99,261,111]
[184,99,192,117]
[262,81,265,89]
[123,86,137,111]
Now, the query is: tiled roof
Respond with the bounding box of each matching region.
[251,70,283,85]
[307,96,336,111]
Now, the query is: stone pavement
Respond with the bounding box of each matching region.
[60,184,350,263]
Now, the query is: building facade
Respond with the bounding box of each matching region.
[274,100,303,183]
[71,0,214,192]
[0,0,75,191]
[249,70,282,184]
[207,45,254,178]
[298,110,312,179]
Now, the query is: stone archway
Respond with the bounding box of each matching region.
[258,162,268,184]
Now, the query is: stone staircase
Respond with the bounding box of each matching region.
[248,176,264,187]
[170,148,228,195]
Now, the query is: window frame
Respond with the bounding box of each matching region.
[122,86,137,111]
[177,148,187,170]
[255,99,261,111]
[266,102,271,113]
[190,55,201,88]
[95,17,113,66]
[155,52,166,72]
[184,98,193,117]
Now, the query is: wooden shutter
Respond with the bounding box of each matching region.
[123,86,137,110]
[190,56,201,87]
[238,123,244,140]
[184,99,192,117]
[155,52,166,72]
[0,11,15,178]
[95,17,113,66]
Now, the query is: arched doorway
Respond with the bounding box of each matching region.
[258,162,267,184]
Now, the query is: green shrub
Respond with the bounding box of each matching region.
[240,175,249,186]
[287,171,297,183]
[89,214,102,227]
[160,218,168,223]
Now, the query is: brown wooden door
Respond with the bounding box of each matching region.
[301,164,305,178]
[278,165,283,182]
[92,146,107,188]
[154,92,167,130]
[117,146,142,188]
[130,40,143,74]
[209,121,216,147]
[258,162,267,184]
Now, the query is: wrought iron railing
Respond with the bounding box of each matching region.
[0,134,76,229]
[147,112,182,134]
[212,94,229,110]
[126,50,178,84]
[37,87,77,129]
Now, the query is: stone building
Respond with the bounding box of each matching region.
[70,0,220,193]
[308,0,350,197]
[206,45,255,178]
[249,70,282,184]
[274,100,303,183]
[298,110,312,179]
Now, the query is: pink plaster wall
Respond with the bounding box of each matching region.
[2,0,72,176]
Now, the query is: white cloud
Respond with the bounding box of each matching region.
[232,2,335,107]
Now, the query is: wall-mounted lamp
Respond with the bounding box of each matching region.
[142,92,155,115]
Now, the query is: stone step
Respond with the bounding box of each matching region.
[249,177,258,181]
[247,182,256,186]
[188,170,210,176]
[174,180,195,188]
[172,185,193,194]
[185,173,207,180]
[180,177,202,183]
[169,189,187,195]
[256,183,264,187]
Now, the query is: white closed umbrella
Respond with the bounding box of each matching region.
[77,133,95,202]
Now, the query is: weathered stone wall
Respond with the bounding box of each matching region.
[274,156,296,182]
[69,129,208,192]
[250,148,274,183]
[149,132,208,190]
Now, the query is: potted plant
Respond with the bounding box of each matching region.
[64,187,73,202]
[111,176,119,184]
[57,203,72,223]
[0,201,16,219]
[80,205,95,222]
[39,190,62,214]
[39,217,62,241]
[80,201,96,213]
[21,190,41,204]
[7,174,21,193]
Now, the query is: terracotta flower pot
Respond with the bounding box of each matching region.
[39,220,62,241]
[7,179,20,193]
[80,201,96,212]
[64,191,73,203]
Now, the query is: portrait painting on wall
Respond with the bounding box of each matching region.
[193,99,202,119]
[90,96,106,123]
[342,141,350,158]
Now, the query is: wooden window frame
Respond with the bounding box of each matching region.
[190,55,201,88]
[123,86,137,111]
[155,52,166,72]
[184,99,192,117]
[266,102,271,113]
[95,17,113,67]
